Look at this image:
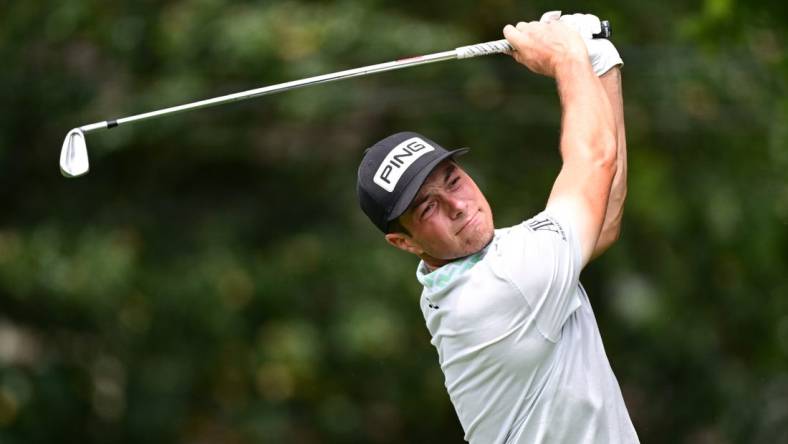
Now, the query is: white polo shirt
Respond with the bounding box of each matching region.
[417,209,639,443]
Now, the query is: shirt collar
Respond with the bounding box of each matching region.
[416,242,492,291]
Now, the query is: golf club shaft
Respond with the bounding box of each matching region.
[77,21,610,133]
[79,49,459,133]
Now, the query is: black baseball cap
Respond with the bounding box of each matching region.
[357,131,469,233]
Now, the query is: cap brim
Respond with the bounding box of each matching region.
[386,147,469,228]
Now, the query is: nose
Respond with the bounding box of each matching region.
[445,194,467,220]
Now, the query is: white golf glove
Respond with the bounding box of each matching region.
[540,11,623,76]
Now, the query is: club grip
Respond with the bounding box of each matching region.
[456,20,612,59]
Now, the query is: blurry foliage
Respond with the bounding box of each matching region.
[1,0,787,442]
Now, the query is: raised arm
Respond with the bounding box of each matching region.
[554,13,627,260]
[504,21,617,267]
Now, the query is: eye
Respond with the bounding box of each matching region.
[421,201,436,219]
[449,176,461,189]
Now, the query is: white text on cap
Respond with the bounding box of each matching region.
[373,137,435,192]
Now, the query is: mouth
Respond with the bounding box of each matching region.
[456,210,479,235]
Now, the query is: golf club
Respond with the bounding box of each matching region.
[59,20,611,178]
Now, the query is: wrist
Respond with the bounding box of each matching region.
[587,39,623,76]
[554,48,594,81]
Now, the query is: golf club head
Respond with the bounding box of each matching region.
[60,128,89,177]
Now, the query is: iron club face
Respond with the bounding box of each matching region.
[60,128,89,178]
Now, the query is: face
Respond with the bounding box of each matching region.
[385,160,494,268]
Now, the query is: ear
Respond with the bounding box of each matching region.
[384,232,424,256]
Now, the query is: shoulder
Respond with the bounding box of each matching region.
[490,212,570,253]
[487,212,581,286]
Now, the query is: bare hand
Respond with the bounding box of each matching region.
[502,20,590,78]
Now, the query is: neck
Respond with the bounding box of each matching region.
[420,235,495,272]
[420,255,452,272]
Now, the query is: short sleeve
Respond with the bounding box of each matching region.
[494,208,583,341]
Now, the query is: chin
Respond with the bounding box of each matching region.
[457,225,494,257]
[475,214,495,243]
[475,228,495,250]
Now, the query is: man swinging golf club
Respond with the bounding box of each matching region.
[357,12,638,443]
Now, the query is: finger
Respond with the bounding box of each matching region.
[559,14,587,39]
[516,21,537,32]
[559,14,579,29]
[539,10,562,23]
[584,14,602,35]
[503,24,522,45]
[503,23,530,58]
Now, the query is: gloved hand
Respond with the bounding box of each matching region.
[540,11,623,76]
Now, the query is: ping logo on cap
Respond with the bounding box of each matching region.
[373,137,435,192]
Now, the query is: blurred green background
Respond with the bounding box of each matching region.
[1,0,786,442]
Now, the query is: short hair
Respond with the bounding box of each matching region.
[387,218,411,236]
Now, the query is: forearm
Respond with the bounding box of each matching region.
[556,56,617,181]
[591,67,627,258]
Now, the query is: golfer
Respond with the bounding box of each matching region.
[357,12,637,443]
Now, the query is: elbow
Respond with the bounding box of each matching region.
[607,222,622,245]
[569,130,617,174]
[590,134,618,177]
[586,121,617,172]
[591,222,622,260]
[603,212,624,247]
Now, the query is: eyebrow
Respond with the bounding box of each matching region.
[409,164,457,211]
